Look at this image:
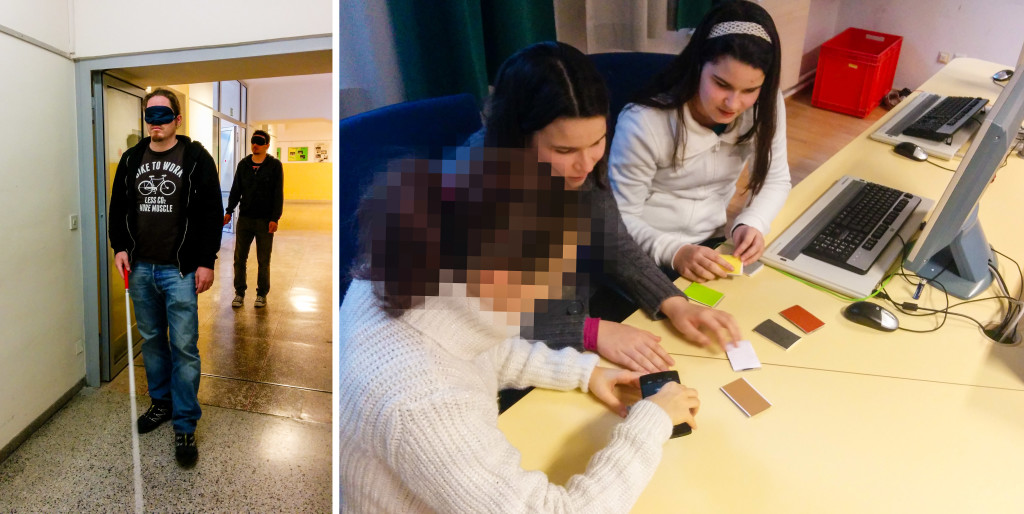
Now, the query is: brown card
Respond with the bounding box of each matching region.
[721,378,772,417]
[780,305,825,334]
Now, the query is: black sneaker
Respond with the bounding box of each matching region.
[174,432,198,468]
[137,402,172,434]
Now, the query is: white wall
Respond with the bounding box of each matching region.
[267,120,333,163]
[0,35,83,451]
[72,0,331,58]
[805,0,1024,90]
[0,0,72,52]
[339,0,404,116]
[246,74,332,122]
[803,0,840,75]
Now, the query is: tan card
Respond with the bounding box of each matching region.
[721,377,772,417]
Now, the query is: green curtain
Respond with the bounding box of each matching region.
[480,0,557,83]
[676,0,715,30]
[387,0,556,103]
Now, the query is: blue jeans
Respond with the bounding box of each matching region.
[129,262,202,433]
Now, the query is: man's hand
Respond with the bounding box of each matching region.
[596,320,674,373]
[268,221,278,233]
[660,295,741,352]
[223,213,232,226]
[731,225,765,265]
[672,244,730,282]
[195,267,214,294]
[588,367,642,417]
[114,251,131,277]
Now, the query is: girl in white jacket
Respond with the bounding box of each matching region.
[609,0,792,283]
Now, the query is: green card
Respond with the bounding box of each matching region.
[683,282,725,307]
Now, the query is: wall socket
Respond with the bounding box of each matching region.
[69,214,79,231]
[938,52,951,64]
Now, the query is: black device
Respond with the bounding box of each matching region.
[639,371,692,438]
[842,301,899,332]
[901,95,987,141]
[894,141,928,161]
[801,181,921,274]
[993,69,1014,81]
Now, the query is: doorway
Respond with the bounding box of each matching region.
[78,40,332,425]
[97,74,145,382]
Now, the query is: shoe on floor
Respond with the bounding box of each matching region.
[175,432,198,468]
[231,294,244,308]
[137,402,172,434]
[254,295,267,308]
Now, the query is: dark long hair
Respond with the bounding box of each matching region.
[632,0,781,195]
[484,41,611,188]
[353,152,584,315]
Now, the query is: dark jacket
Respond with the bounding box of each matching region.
[225,154,284,222]
[109,135,224,274]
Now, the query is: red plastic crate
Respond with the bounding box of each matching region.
[812,28,902,118]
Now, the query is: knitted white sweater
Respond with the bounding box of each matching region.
[608,94,792,267]
[339,280,673,513]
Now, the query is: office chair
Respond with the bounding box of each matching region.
[339,93,482,302]
[588,52,676,135]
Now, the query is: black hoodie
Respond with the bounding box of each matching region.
[109,135,223,274]
[225,153,284,222]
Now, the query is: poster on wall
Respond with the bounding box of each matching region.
[314,142,330,162]
[288,147,309,162]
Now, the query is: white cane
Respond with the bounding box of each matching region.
[123,268,145,514]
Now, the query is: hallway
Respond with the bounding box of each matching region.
[0,201,333,511]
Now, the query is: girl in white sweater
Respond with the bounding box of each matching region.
[340,155,701,512]
[609,0,792,283]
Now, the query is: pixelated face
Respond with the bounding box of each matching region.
[530,116,606,190]
[468,240,577,314]
[145,95,181,142]
[690,55,764,127]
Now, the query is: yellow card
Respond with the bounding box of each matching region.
[719,254,743,275]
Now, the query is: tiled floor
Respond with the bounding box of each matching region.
[113,201,333,423]
[0,201,333,511]
[0,388,331,512]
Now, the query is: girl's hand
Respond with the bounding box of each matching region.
[672,244,730,282]
[732,225,765,265]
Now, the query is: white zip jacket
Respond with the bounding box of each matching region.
[608,93,792,267]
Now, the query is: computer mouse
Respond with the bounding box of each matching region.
[842,301,899,332]
[993,69,1013,81]
[894,142,928,161]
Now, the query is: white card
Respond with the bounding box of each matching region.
[726,340,761,371]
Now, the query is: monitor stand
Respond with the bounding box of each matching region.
[905,207,996,300]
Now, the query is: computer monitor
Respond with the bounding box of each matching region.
[904,47,1024,299]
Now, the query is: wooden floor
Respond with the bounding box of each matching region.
[727,87,887,219]
[785,86,886,183]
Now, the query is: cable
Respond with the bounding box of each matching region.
[881,235,1002,334]
[923,159,958,172]
[991,248,1023,342]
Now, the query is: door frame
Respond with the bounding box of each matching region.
[95,74,147,382]
[75,36,331,387]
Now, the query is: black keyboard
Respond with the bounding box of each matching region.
[902,96,986,141]
[802,182,920,274]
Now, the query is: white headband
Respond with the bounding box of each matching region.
[708,21,771,44]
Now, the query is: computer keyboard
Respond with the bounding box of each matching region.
[901,96,986,141]
[802,182,921,274]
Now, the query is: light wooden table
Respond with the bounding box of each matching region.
[499,58,1024,513]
